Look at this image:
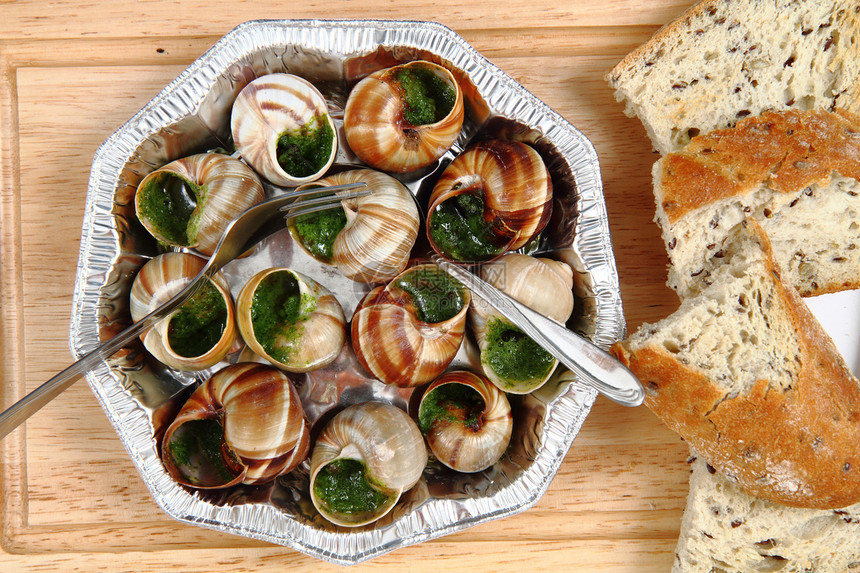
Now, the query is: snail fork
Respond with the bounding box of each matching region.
[0,182,370,439]
[432,256,645,407]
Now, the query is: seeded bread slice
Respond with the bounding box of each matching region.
[610,220,860,509]
[674,454,860,572]
[654,109,860,298]
[606,0,860,155]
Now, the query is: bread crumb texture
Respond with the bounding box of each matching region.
[674,455,860,572]
[607,0,860,154]
[611,221,860,509]
[654,109,860,297]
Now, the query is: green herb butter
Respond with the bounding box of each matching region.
[292,206,347,263]
[390,66,456,126]
[313,458,391,515]
[484,318,555,384]
[137,172,204,245]
[429,193,506,262]
[418,383,485,435]
[250,271,315,364]
[167,280,227,358]
[276,114,334,178]
[167,418,235,486]
[393,266,466,323]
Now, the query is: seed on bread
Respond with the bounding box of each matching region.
[606,0,860,155]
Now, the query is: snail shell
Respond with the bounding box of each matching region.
[134,153,265,256]
[426,139,553,262]
[236,268,346,373]
[418,370,512,473]
[231,73,337,186]
[469,253,574,394]
[161,362,310,489]
[351,264,471,387]
[289,169,420,283]
[129,252,237,371]
[310,402,427,527]
[344,60,465,173]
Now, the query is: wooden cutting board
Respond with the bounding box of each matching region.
[0,1,697,570]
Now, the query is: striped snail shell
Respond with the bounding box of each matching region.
[288,169,420,284]
[426,139,553,263]
[309,402,426,527]
[129,252,237,371]
[417,370,513,473]
[469,254,574,394]
[134,153,265,256]
[161,362,310,489]
[235,268,346,373]
[231,73,337,186]
[351,264,471,387]
[344,60,464,173]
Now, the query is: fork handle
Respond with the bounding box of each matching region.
[512,302,645,406]
[435,258,645,407]
[0,321,142,439]
[0,274,205,440]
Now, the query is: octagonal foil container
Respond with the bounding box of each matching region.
[69,19,625,565]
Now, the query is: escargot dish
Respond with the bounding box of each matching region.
[469,254,574,393]
[426,139,553,262]
[129,252,237,371]
[344,60,464,173]
[287,169,420,283]
[161,362,310,489]
[351,264,471,387]
[417,370,512,473]
[236,268,346,373]
[231,73,337,186]
[310,402,427,527]
[134,153,265,256]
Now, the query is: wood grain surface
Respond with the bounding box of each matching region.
[0,1,698,571]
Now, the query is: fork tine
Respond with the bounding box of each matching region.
[276,181,368,204]
[283,188,372,220]
[199,181,368,271]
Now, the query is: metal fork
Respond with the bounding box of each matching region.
[0,182,369,440]
[432,256,645,407]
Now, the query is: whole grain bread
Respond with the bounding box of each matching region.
[608,0,860,564]
[606,0,860,155]
[610,220,860,509]
[674,453,860,573]
[654,108,860,298]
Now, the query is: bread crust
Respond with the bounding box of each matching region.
[658,109,860,223]
[606,0,724,87]
[611,224,860,509]
[607,0,860,154]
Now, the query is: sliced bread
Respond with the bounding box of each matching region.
[674,453,860,572]
[653,108,860,298]
[610,219,860,509]
[606,0,860,155]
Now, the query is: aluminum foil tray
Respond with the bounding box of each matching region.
[70,19,625,565]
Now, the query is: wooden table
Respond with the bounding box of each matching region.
[0,1,698,570]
